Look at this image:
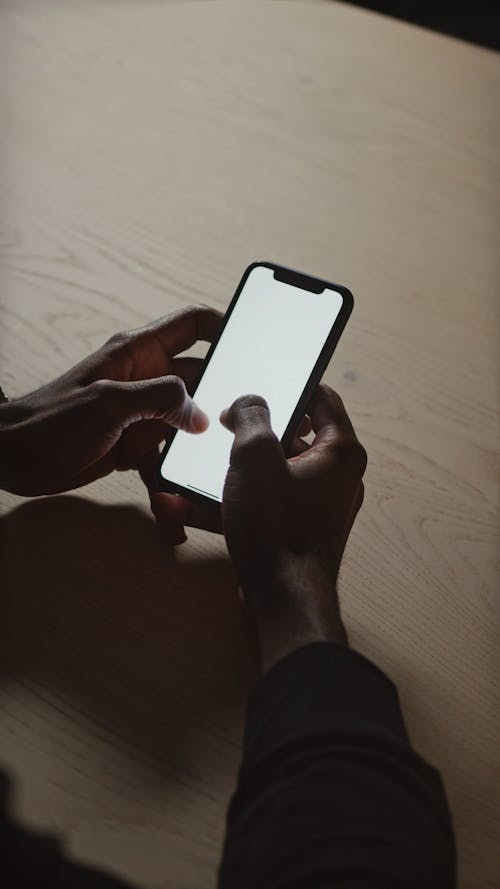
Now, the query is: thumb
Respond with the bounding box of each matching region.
[100,375,209,433]
[219,394,283,474]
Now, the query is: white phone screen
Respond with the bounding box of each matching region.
[160,265,344,502]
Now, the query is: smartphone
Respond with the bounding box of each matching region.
[159,261,353,505]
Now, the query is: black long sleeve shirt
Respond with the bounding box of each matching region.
[219,642,455,889]
[1,642,455,887]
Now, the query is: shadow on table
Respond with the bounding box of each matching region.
[0,771,136,888]
[0,495,257,755]
[0,495,257,886]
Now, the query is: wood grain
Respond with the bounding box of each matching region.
[1,1,499,887]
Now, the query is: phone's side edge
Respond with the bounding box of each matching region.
[281,284,354,448]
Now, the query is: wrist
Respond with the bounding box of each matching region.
[242,554,348,674]
[255,593,347,675]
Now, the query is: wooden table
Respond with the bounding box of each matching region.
[1,2,498,886]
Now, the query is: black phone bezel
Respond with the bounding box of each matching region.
[157,260,354,505]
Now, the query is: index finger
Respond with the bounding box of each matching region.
[130,304,223,356]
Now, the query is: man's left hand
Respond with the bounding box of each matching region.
[0,305,222,496]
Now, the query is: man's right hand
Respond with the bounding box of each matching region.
[149,384,366,670]
[220,385,366,598]
[219,386,366,669]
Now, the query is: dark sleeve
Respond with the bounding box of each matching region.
[218,642,455,889]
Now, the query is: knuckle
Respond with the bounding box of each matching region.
[105,330,130,349]
[319,382,336,399]
[88,378,120,406]
[334,436,367,474]
[353,441,368,474]
[89,378,113,396]
[174,303,208,323]
[232,430,279,466]
[163,375,186,403]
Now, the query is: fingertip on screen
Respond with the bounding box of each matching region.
[219,407,230,429]
[191,407,210,433]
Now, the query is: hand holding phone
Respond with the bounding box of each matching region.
[0,305,222,497]
[150,381,367,668]
[219,385,366,667]
[158,262,353,505]
[148,261,354,544]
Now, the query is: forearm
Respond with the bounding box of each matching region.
[219,642,455,889]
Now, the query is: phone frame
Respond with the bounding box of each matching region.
[158,261,353,505]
